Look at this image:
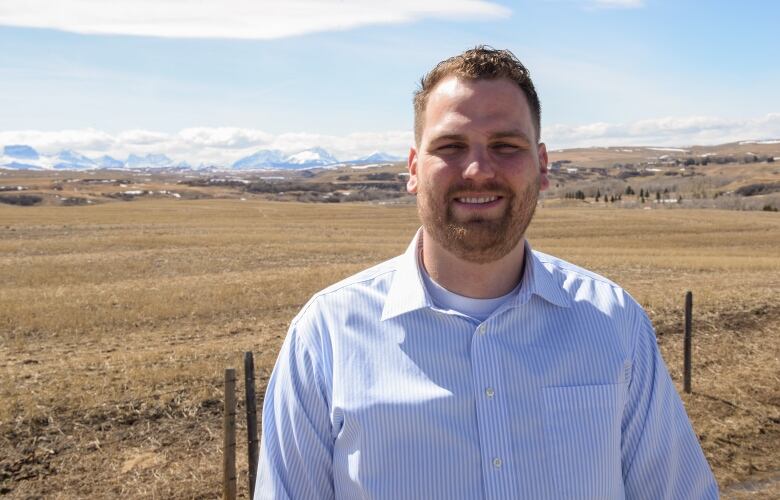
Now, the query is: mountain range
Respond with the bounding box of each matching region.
[0,145,403,171]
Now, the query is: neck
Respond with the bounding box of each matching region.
[419,228,526,299]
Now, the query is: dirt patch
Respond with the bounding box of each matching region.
[120,451,163,473]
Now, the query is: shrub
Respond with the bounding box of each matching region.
[366,172,397,181]
[735,183,780,197]
[0,194,43,206]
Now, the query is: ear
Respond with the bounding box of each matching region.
[537,142,550,192]
[407,147,419,194]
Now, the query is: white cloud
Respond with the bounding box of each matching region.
[178,127,274,149]
[0,128,116,152]
[0,0,510,40]
[2,114,778,166]
[116,129,171,145]
[544,113,780,149]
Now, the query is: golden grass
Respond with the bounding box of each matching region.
[1,199,778,498]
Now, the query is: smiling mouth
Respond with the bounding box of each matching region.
[455,196,501,204]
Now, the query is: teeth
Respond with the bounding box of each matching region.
[458,196,498,204]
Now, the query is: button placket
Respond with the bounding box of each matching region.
[471,320,515,496]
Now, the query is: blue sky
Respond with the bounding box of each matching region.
[1,0,778,164]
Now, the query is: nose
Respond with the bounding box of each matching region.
[462,148,495,182]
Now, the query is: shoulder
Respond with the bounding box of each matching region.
[280,255,404,380]
[530,250,657,378]
[530,248,650,335]
[291,254,402,328]
[315,255,403,299]
[533,249,622,290]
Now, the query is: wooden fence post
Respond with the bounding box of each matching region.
[684,291,693,394]
[223,368,237,500]
[245,352,259,499]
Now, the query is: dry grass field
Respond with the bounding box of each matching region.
[1,199,778,498]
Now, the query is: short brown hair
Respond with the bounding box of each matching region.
[413,45,541,145]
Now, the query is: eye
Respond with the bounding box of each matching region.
[492,143,521,154]
[436,143,466,153]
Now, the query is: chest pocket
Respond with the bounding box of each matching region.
[543,383,627,499]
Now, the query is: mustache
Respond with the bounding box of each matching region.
[445,180,513,198]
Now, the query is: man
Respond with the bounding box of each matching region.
[255,46,718,499]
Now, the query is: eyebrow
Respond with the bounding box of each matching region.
[429,129,533,144]
[429,133,467,143]
[490,129,533,143]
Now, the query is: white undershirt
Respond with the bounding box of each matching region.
[419,262,520,322]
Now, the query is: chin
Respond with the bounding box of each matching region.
[440,222,524,264]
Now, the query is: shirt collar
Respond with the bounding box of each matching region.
[381,228,432,321]
[381,228,571,321]
[513,240,572,309]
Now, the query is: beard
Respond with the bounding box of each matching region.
[417,176,540,264]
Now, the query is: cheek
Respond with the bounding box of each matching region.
[417,164,447,187]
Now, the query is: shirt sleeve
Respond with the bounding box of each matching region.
[621,308,719,499]
[254,319,335,500]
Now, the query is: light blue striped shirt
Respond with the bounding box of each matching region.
[256,230,718,499]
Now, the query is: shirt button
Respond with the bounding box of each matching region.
[492,457,503,468]
[485,387,495,398]
[477,324,487,335]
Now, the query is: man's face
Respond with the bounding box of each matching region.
[407,76,549,263]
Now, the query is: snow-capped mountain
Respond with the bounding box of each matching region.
[1,145,43,169]
[0,145,193,171]
[231,147,340,169]
[2,161,41,170]
[120,153,190,169]
[54,150,97,170]
[1,145,398,171]
[1,146,106,170]
[97,155,124,169]
[345,151,403,164]
[232,149,286,169]
[126,153,174,169]
[4,145,39,160]
[284,147,338,167]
